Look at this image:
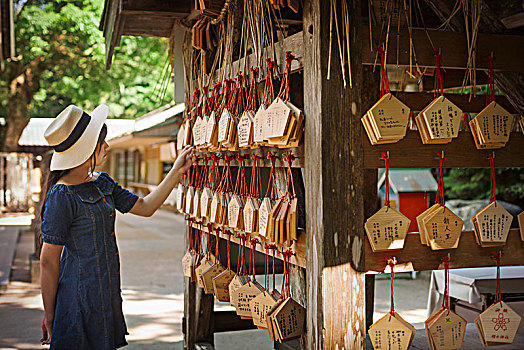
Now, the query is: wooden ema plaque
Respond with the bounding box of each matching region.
[210,192,221,224]
[364,206,411,252]
[418,95,462,142]
[222,116,238,150]
[368,312,416,350]
[250,290,279,329]
[192,117,202,148]
[425,307,466,350]
[212,268,236,302]
[362,93,410,145]
[472,201,512,246]
[200,187,213,219]
[201,261,226,294]
[177,121,185,151]
[234,280,264,319]
[190,253,202,283]
[183,119,192,147]
[286,197,298,244]
[518,211,524,241]
[253,105,267,145]
[185,186,195,216]
[475,301,522,346]
[227,194,244,230]
[258,197,273,238]
[267,297,306,342]
[195,256,214,289]
[238,110,254,148]
[205,111,219,149]
[182,250,194,278]
[275,199,290,245]
[229,275,249,308]
[192,189,202,219]
[217,108,232,144]
[421,205,464,250]
[219,192,230,226]
[265,98,292,139]
[267,198,283,243]
[267,100,303,148]
[176,184,185,213]
[243,197,260,234]
[469,101,512,149]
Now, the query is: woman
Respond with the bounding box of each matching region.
[39,104,194,349]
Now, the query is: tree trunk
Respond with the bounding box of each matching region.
[2,66,38,152]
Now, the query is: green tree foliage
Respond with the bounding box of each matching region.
[445,168,524,208]
[0,0,173,150]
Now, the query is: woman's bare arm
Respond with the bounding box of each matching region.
[129,146,194,217]
[40,242,63,344]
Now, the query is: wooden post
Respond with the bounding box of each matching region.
[303,0,380,348]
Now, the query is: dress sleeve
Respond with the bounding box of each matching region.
[41,189,74,245]
[112,179,139,214]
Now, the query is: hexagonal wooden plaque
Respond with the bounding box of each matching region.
[176,184,186,213]
[475,301,522,345]
[272,297,306,341]
[425,307,466,350]
[217,108,232,143]
[238,110,254,148]
[265,98,292,139]
[258,197,273,237]
[420,95,462,139]
[227,194,244,230]
[250,291,278,329]
[212,268,236,302]
[369,313,415,350]
[473,201,512,244]
[367,93,410,140]
[422,205,464,250]
[205,111,218,147]
[253,105,267,144]
[365,206,411,251]
[471,101,512,143]
[234,280,264,318]
[201,262,226,294]
[229,275,248,308]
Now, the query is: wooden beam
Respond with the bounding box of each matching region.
[398,92,516,113]
[364,229,524,273]
[363,131,524,169]
[212,311,257,332]
[303,0,380,348]
[362,27,524,72]
[122,0,191,14]
[421,69,488,92]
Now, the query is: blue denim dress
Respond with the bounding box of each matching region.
[41,172,139,350]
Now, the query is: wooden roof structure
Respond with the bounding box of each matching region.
[99,0,192,69]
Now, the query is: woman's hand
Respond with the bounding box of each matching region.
[41,313,53,345]
[173,145,195,177]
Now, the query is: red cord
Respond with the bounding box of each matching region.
[441,255,451,310]
[378,44,391,97]
[284,153,296,198]
[381,152,390,209]
[492,252,504,304]
[434,49,444,97]
[388,257,397,316]
[263,59,275,106]
[486,53,496,105]
[435,153,447,206]
[265,152,279,199]
[278,51,295,102]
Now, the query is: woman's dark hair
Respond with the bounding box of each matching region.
[39,124,108,220]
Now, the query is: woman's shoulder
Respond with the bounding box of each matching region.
[94,171,117,194]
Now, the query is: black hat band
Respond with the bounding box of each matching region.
[53,112,91,152]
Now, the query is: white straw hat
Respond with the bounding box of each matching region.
[44,104,108,171]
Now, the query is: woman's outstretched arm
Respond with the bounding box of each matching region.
[129,145,194,217]
[40,242,63,345]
